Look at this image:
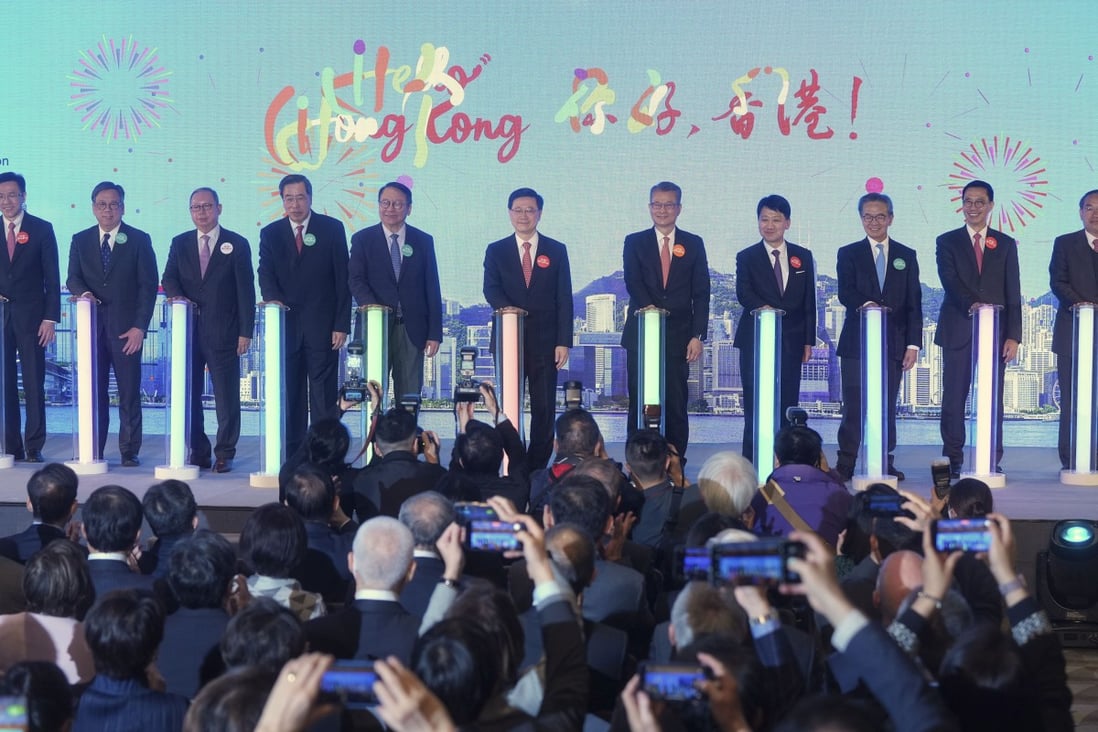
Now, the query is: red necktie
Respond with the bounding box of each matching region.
[973,232,983,274]
[660,236,671,288]
[6,222,14,262]
[521,241,533,287]
[295,224,304,255]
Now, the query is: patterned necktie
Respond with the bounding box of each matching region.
[521,241,533,287]
[660,236,671,288]
[875,243,886,290]
[390,233,402,280]
[6,222,14,262]
[772,249,784,295]
[100,233,111,273]
[199,234,211,278]
[973,232,983,274]
[295,224,304,255]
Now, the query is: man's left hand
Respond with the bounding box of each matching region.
[803,344,813,363]
[237,337,251,357]
[1002,338,1019,362]
[554,346,569,369]
[331,331,348,350]
[686,337,703,362]
[902,347,918,371]
[37,321,55,348]
[119,327,144,356]
[425,340,440,357]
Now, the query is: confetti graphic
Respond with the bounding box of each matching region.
[257,140,380,229]
[946,136,1049,233]
[68,35,175,141]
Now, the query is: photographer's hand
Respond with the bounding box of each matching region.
[620,674,665,732]
[480,382,501,422]
[421,430,440,464]
[455,401,473,433]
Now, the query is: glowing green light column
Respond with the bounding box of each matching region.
[753,307,783,485]
[250,302,287,489]
[1063,303,1098,485]
[356,304,389,465]
[637,306,668,433]
[156,299,198,479]
[66,296,107,475]
[854,304,893,490]
[967,304,1005,488]
[0,298,9,469]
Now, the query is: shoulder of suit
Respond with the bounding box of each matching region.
[987,228,1016,245]
[540,234,567,250]
[487,235,514,250]
[675,228,703,244]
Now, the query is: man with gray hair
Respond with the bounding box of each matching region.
[305,515,462,662]
[696,450,760,528]
[398,491,456,617]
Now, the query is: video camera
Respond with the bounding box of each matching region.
[454,346,481,402]
[340,340,367,404]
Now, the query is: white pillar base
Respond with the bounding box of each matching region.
[250,472,280,489]
[1060,470,1098,487]
[155,465,200,480]
[962,470,1006,489]
[66,459,108,475]
[852,474,897,492]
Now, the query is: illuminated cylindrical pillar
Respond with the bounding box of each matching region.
[348,305,389,466]
[966,303,1005,488]
[66,297,107,475]
[753,307,784,485]
[854,304,894,490]
[250,303,286,488]
[494,307,527,443]
[636,306,668,434]
[156,300,198,480]
[1063,303,1098,485]
[0,299,10,468]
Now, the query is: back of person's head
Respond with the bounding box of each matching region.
[26,463,78,525]
[548,474,611,542]
[938,622,1036,731]
[685,512,749,548]
[239,503,307,579]
[167,530,236,609]
[554,408,601,456]
[774,425,824,467]
[283,463,336,522]
[697,451,758,517]
[849,483,918,559]
[82,485,143,553]
[545,523,595,595]
[774,694,878,732]
[0,661,74,732]
[670,581,747,650]
[84,589,165,680]
[301,417,351,475]
[23,539,94,620]
[398,491,455,549]
[625,429,669,484]
[570,457,625,508]
[674,638,768,731]
[374,408,418,453]
[455,421,503,474]
[142,479,198,537]
[219,597,305,671]
[414,617,499,725]
[352,516,414,591]
[183,665,278,732]
[444,581,524,691]
[948,478,993,518]
[874,550,923,624]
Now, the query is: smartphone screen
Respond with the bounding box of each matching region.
[467,520,522,551]
[933,518,992,552]
[319,663,379,708]
[641,664,705,701]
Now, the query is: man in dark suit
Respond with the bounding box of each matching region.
[834,193,923,481]
[82,485,157,597]
[396,490,453,618]
[622,181,710,459]
[0,172,60,462]
[0,463,78,564]
[483,188,573,471]
[936,180,1021,477]
[1050,189,1098,471]
[65,181,158,466]
[352,408,445,520]
[348,181,442,401]
[735,194,817,463]
[161,187,255,473]
[257,174,351,456]
[284,463,356,603]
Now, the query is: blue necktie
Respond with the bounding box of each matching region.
[875,243,886,290]
[100,233,111,273]
[390,233,402,280]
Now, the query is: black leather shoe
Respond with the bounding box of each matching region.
[190,455,212,470]
[887,465,906,481]
[950,463,962,479]
[122,455,141,467]
[213,458,233,473]
[25,451,43,463]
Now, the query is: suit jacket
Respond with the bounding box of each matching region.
[161,227,256,347]
[734,241,817,351]
[158,607,229,699]
[1049,230,1098,356]
[348,223,442,348]
[483,234,573,353]
[72,675,189,732]
[257,212,351,345]
[621,227,710,349]
[294,521,354,602]
[0,523,67,564]
[400,553,445,618]
[934,226,1022,349]
[305,598,421,663]
[351,451,447,520]
[87,557,158,598]
[0,213,61,333]
[836,238,922,359]
[66,222,158,337]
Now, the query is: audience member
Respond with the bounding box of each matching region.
[238,502,325,622]
[0,463,79,563]
[625,429,702,553]
[219,597,305,672]
[946,478,993,519]
[0,556,26,614]
[696,451,760,528]
[528,408,605,517]
[283,463,355,602]
[82,485,157,596]
[0,661,75,732]
[352,408,445,519]
[139,479,198,579]
[278,417,358,513]
[183,665,279,732]
[397,491,455,617]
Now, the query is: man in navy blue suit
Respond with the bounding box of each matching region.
[66,182,158,467]
[258,174,351,456]
[834,193,922,481]
[734,194,817,463]
[348,181,442,401]
[622,181,710,459]
[0,173,60,462]
[1049,189,1098,471]
[936,180,1021,477]
[162,187,255,473]
[483,188,573,470]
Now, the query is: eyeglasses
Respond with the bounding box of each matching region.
[94,201,122,211]
[861,213,890,223]
[0,193,23,202]
[282,195,309,204]
[962,199,990,208]
[189,203,216,212]
[649,202,681,211]
[379,200,407,210]
[510,207,539,215]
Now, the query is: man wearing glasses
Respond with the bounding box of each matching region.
[0,173,60,463]
[348,181,442,402]
[622,181,710,460]
[66,181,158,467]
[483,187,573,470]
[936,180,1021,478]
[257,174,351,457]
[161,187,255,473]
[833,193,923,482]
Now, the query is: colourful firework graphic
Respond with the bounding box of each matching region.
[68,35,175,140]
[945,136,1049,233]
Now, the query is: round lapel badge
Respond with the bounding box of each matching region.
[985,236,998,250]
[114,232,128,244]
[220,242,233,255]
[892,258,906,270]
[789,255,802,269]
[15,232,28,245]
[536,254,550,268]
[672,244,686,258]
[303,233,316,247]
[401,244,413,257]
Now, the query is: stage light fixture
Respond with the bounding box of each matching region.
[1036,519,1098,648]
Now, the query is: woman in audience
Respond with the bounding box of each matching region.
[945,478,993,519]
[238,503,326,622]
[0,661,74,732]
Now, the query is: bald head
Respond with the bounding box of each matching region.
[352,516,415,591]
[875,549,924,624]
